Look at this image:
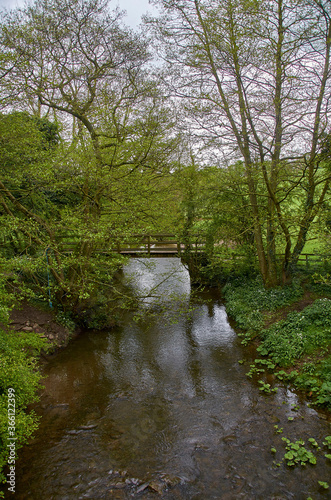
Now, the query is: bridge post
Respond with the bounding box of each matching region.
[177,240,181,255]
[147,235,151,257]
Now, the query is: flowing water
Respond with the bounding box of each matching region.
[10,259,331,499]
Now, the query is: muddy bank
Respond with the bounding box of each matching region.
[9,302,79,353]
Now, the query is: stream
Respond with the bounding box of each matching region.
[10,258,331,499]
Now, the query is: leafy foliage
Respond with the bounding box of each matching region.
[281,438,317,467]
[258,299,331,365]
[0,282,47,491]
[222,277,303,332]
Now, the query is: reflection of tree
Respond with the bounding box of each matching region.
[124,258,192,324]
[43,334,110,412]
[98,326,177,473]
[185,319,207,399]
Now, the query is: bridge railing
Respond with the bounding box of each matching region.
[114,234,182,255]
[103,235,330,265]
[113,233,212,256]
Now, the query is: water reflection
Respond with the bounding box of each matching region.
[10,259,331,500]
[125,258,190,306]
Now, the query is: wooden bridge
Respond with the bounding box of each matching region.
[59,233,199,257]
[60,233,327,266]
[113,234,193,257]
[109,234,326,268]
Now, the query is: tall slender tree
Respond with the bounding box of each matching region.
[147,0,331,285]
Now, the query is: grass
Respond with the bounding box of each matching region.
[302,239,324,254]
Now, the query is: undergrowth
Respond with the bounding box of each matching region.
[0,280,47,496]
[222,277,303,332]
[258,299,331,365]
[223,276,331,410]
[0,328,47,496]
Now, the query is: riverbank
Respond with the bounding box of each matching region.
[0,300,80,496]
[221,276,331,412]
[8,301,77,354]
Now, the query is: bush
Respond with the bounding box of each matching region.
[258,299,331,366]
[0,322,47,493]
[222,277,303,332]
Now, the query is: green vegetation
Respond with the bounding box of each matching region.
[0,330,46,484]
[258,299,331,365]
[270,430,331,494]
[318,481,330,490]
[274,425,284,434]
[258,380,278,394]
[223,276,331,410]
[281,437,317,466]
[270,432,331,493]
[0,284,47,495]
[223,277,304,332]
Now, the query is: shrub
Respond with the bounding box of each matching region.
[222,277,303,332]
[0,328,47,493]
[258,299,331,366]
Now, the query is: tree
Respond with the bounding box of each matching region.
[0,0,179,324]
[147,0,331,285]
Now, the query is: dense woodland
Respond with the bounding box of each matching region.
[0,0,330,490]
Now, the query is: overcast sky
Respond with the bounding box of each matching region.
[0,0,158,27]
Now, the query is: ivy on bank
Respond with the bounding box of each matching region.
[222,277,331,410]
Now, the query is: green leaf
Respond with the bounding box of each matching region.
[318,481,329,489]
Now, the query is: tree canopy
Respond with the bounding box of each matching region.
[0,0,179,324]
